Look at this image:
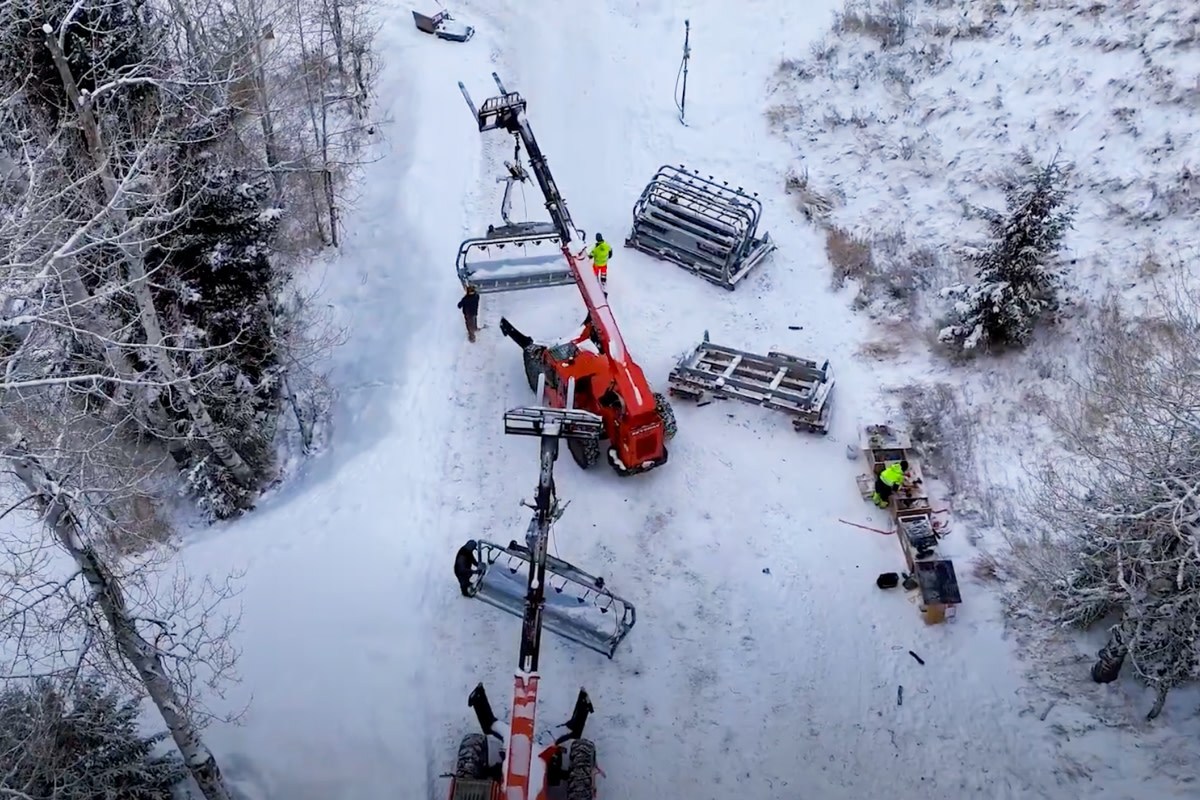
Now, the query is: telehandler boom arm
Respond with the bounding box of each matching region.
[459,379,603,800]
[459,74,660,428]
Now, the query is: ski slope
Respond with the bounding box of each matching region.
[181,1,1194,799]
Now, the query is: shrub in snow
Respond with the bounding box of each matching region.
[0,676,185,799]
[1016,287,1200,720]
[937,161,1074,352]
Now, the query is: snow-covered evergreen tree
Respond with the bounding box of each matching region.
[938,161,1074,351]
[2,0,361,521]
[0,676,186,799]
[146,167,284,518]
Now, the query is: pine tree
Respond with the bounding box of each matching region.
[938,161,1074,352]
[0,0,153,126]
[146,166,285,518]
[0,676,186,799]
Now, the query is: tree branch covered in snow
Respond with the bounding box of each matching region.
[0,674,187,799]
[0,0,374,519]
[0,445,242,798]
[1011,270,1200,719]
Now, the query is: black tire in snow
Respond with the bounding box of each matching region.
[568,435,601,469]
[653,391,677,439]
[566,738,597,800]
[455,733,489,779]
[522,345,546,393]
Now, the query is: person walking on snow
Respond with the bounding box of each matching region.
[872,460,909,509]
[589,233,612,291]
[458,285,480,342]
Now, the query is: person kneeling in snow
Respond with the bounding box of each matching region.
[454,540,480,596]
[872,460,908,509]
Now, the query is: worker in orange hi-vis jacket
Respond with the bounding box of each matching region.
[588,232,612,291]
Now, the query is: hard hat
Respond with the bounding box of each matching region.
[595,232,603,242]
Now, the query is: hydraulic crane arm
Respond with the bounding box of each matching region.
[459,74,658,420]
[459,73,582,246]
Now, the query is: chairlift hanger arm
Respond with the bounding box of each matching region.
[459,73,583,246]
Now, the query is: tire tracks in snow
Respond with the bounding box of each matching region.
[404,2,1073,799]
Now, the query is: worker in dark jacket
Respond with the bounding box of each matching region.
[458,285,480,342]
[872,460,908,509]
[454,540,480,596]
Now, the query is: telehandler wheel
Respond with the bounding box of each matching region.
[653,391,677,439]
[455,733,489,779]
[522,345,547,392]
[566,738,597,800]
[568,435,601,469]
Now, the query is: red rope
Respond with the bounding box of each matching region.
[838,518,894,536]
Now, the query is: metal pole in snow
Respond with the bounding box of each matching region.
[677,20,691,126]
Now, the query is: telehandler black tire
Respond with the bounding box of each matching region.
[568,435,601,469]
[566,738,597,800]
[653,391,677,439]
[455,733,489,779]
[522,345,547,393]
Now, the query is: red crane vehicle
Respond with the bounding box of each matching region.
[445,375,636,800]
[457,74,676,477]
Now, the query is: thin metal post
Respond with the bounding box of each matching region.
[678,20,691,126]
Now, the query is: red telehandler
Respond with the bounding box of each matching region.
[445,375,625,800]
[458,74,676,477]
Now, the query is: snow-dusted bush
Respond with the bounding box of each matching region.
[0,676,186,798]
[937,161,1074,352]
[834,0,911,50]
[1014,280,1200,719]
[889,382,975,497]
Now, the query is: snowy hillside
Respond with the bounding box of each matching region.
[164,1,1200,799]
[769,0,1200,320]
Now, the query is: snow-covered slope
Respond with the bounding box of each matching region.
[768,0,1200,321]
[179,1,1198,799]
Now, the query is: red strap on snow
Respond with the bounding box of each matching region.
[838,518,893,536]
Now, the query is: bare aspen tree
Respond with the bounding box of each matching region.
[295,0,339,245]
[214,0,288,199]
[4,444,236,800]
[323,0,346,79]
[1,0,368,519]
[1013,266,1200,720]
[0,96,167,438]
[41,20,256,490]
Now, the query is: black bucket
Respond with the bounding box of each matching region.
[876,572,900,590]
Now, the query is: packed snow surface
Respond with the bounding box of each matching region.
[171,1,1200,799]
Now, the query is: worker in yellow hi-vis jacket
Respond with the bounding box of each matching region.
[872,460,909,508]
[588,233,612,291]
